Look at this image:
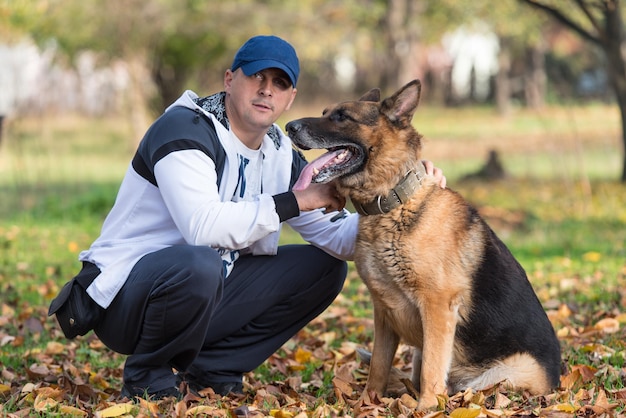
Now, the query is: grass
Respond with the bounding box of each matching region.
[0,103,625,416]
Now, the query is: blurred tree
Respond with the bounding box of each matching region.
[366,1,550,112]
[519,0,626,182]
[27,0,248,140]
[19,0,385,117]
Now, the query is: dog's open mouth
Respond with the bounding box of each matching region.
[293,145,364,191]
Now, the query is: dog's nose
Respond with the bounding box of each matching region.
[286,121,300,136]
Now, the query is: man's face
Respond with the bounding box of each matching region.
[224,67,297,135]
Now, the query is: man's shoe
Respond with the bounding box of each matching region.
[120,384,182,401]
[199,380,243,396]
[177,373,243,396]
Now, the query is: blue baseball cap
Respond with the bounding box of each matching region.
[231,35,300,87]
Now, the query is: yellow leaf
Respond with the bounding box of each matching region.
[553,403,578,412]
[582,343,615,357]
[59,405,88,417]
[436,393,448,410]
[0,383,11,394]
[583,251,601,262]
[137,397,159,415]
[94,403,135,418]
[270,409,294,418]
[45,341,65,355]
[294,347,312,364]
[186,405,224,416]
[89,373,110,390]
[557,304,573,319]
[556,327,570,337]
[449,407,481,418]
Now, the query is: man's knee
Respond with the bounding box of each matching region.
[161,245,224,300]
[326,257,348,297]
[306,248,348,299]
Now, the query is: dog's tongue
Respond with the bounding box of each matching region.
[293,150,343,191]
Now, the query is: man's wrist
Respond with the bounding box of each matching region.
[272,192,299,222]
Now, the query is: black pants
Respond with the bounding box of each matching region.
[93,244,347,394]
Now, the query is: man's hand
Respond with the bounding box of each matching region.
[422,160,447,188]
[292,182,346,213]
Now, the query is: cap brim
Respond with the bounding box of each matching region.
[239,60,297,87]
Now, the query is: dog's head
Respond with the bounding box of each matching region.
[286,80,423,195]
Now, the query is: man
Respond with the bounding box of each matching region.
[49,35,445,399]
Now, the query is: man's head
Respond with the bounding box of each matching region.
[231,35,300,87]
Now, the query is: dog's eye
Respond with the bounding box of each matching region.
[330,111,349,122]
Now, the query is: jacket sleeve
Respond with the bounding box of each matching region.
[154,150,281,249]
[285,148,359,261]
[287,208,358,261]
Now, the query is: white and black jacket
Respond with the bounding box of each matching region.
[80,90,359,308]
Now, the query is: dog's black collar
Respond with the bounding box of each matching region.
[353,166,426,216]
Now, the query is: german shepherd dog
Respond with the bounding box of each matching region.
[286,80,561,410]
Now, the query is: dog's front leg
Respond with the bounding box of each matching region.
[364,305,400,397]
[417,294,461,410]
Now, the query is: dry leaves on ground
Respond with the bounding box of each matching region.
[2,295,626,417]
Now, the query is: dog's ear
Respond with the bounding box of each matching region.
[359,88,381,102]
[381,80,421,124]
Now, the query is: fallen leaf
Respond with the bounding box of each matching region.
[33,395,58,411]
[294,347,312,364]
[59,404,88,417]
[45,341,66,355]
[494,392,512,409]
[270,409,294,418]
[594,317,620,334]
[550,403,578,412]
[186,405,227,416]
[332,376,352,396]
[137,397,159,415]
[449,406,481,418]
[94,403,135,418]
[571,364,598,383]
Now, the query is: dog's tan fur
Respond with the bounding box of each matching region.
[286,80,561,410]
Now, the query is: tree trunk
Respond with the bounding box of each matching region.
[603,4,626,182]
[524,44,546,109]
[517,0,626,182]
[382,0,424,90]
[611,72,626,182]
[125,56,153,148]
[496,41,512,116]
[152,56,189,113]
